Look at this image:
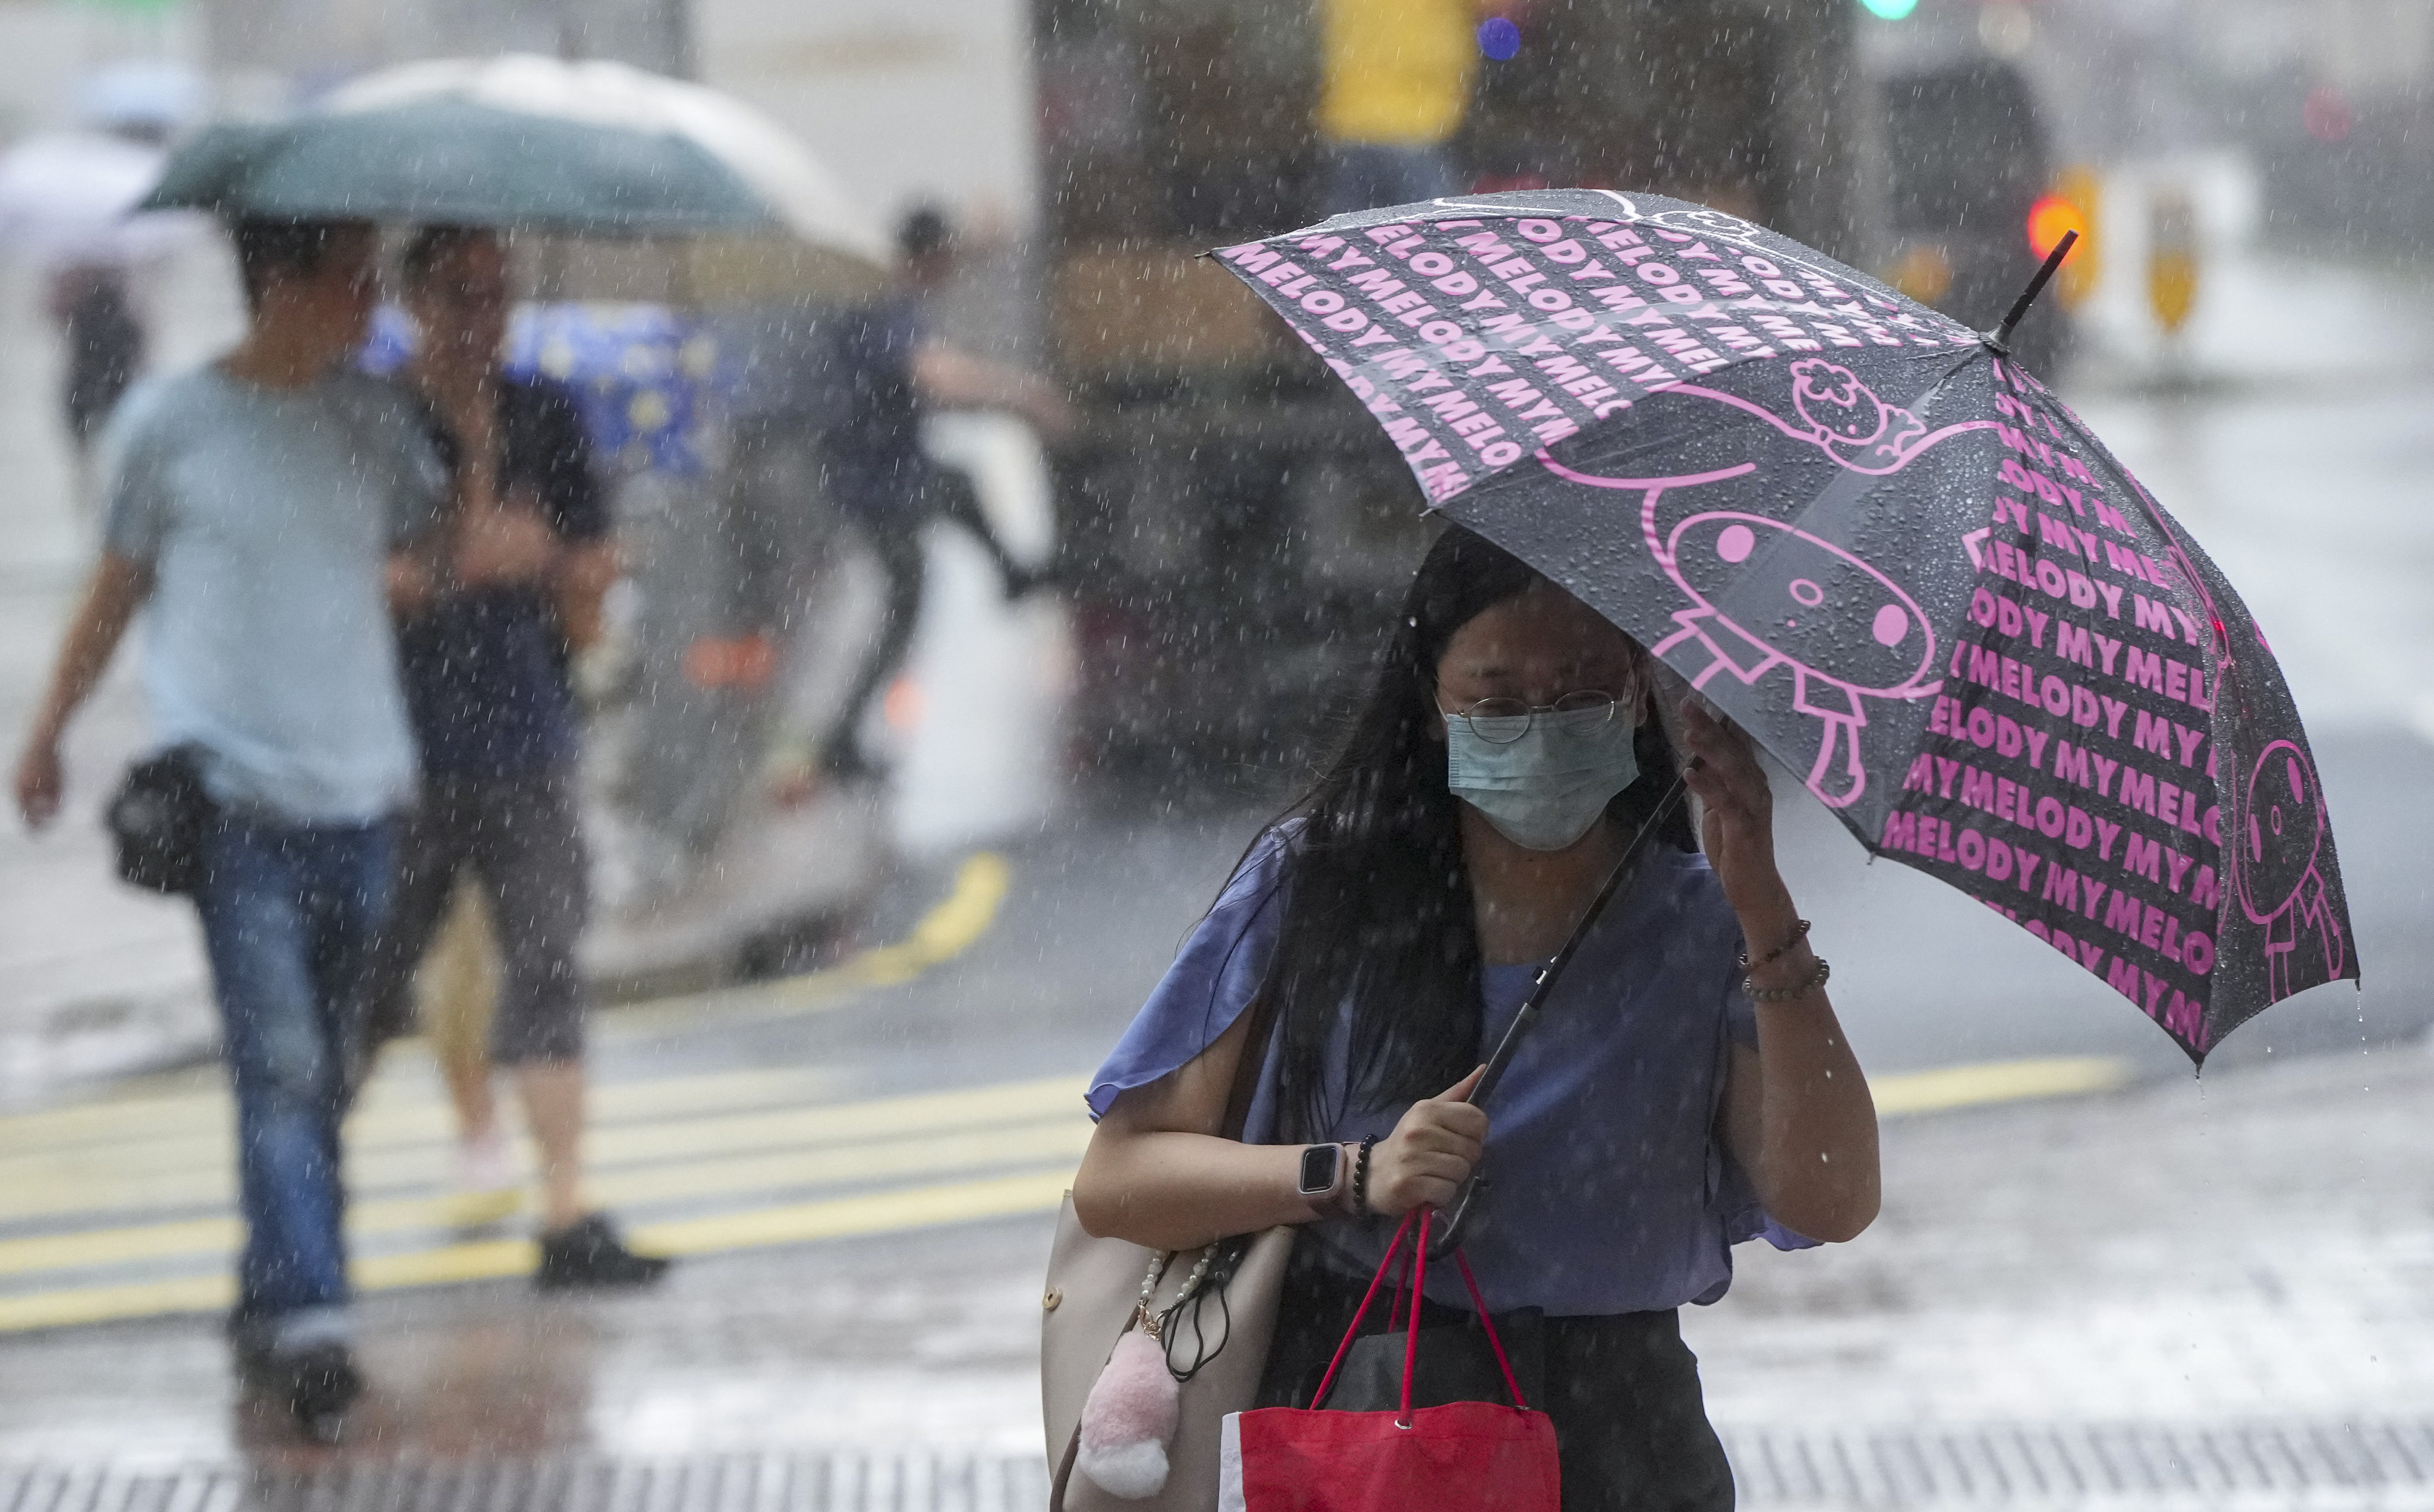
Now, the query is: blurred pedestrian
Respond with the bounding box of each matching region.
[1318,0,1513,213]
[11,218,445,1440]
[51,260,143,456]
[813,205,1074,783]
[1072,527,1879,1506]
[358,224,667,1288]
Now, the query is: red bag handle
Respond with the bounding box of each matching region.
[1309,1211,1413,1410]
[1308,1208,1529,1423]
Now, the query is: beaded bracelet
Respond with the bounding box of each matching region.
[1350,1135,1378,1217]
[1746,955,1831,1003]
[1737,918,1811,971]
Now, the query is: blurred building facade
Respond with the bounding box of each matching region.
[1860,0,2434,262]
[1031,0,1882,774]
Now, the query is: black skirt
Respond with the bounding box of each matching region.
[1254,1242,1736,1512]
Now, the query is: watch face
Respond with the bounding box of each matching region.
[1298,1143,1340,1194]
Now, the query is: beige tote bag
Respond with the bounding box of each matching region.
[1042,1209,1296,1512]
[1041,996,1292,1512]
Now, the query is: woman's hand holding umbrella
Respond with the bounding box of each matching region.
[1365,1066,1489,1218]
[1679,700,1883,1243]
[1675,698,1787,927]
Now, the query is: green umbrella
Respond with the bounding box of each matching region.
[138,98,772,234]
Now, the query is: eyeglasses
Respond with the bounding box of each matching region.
[1441,689,1625,744]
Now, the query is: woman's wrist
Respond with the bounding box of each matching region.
[1729,880,1800,948]
[1745,938,1822,993]
[1347,1136,1377,1218]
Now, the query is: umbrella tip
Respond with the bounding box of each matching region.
[1983,228,2077,355]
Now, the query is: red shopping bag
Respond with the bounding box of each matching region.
[1217,1211,1559,1512]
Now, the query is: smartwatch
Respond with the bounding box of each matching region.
[1296,1143,1343,1197]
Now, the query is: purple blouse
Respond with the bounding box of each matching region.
[1088,828,1814,1317]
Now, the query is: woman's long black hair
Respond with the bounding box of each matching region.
[1254,525,1695,1144]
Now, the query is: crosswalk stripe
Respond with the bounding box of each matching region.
[0,1059,2122,1233]
[0,1116,1094,1280]
[0,1167,1076,1334]
[632,1168,1072,1255]
[0,1075,1091,1226]
[0,1060,848,1158]
[0,1061,1056,1193]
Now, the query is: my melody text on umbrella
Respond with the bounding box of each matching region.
[1213,190,2353,1097]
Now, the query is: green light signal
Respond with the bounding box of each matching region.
[1860,0,1919,17]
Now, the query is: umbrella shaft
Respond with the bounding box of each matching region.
[1432,770,1693,1258]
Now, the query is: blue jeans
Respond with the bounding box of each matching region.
[195,814,393,1344]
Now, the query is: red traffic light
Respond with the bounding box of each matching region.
[2026,195,2085,260]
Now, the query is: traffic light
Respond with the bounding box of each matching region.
[1859,0,1919,17]
[2028,166,2101,312]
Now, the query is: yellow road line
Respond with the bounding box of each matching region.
[1870,1056,2130,1115]
[0,852,1012,1154]
[0,1167,1076,1334]
[607,851,1015,1027]
[0,1075,1090,1227]
[0,1117,1093,1280]
[0,1272,237,1335]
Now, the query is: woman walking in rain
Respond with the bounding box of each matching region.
[1073,525,1879,1509]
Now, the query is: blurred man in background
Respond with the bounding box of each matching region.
[11,219,443,1441]
[52,260,143,458]
[812,206,1073,783]
[361,225,667,1289]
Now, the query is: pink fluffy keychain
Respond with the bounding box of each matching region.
[1076,1328,1179,1498]
[1076,1251,1208,1498]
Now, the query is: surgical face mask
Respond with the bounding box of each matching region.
[1444,703,1642,852]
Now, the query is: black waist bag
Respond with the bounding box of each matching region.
[106,745,216,894]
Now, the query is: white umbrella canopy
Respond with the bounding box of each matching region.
[322,55,887,272]
[0,131,193,267]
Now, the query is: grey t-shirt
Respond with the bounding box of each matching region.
[102,364,446,824]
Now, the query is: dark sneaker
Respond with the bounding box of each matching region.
[279,1342,362,1444]
[536,1213,672,1290]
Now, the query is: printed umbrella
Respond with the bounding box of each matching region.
[1215,188,2353,1063]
